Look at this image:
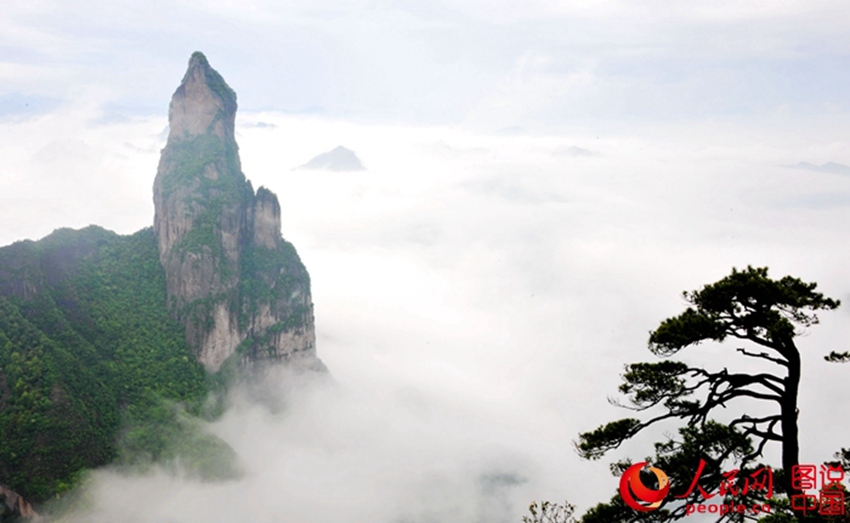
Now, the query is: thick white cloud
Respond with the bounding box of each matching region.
[1,109,841,521]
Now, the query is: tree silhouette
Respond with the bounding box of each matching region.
[577,266,840,520]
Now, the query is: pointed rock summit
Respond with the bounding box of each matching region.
[153,52,319,372]
[168,52,237,140]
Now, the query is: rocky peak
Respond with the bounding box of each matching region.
[252,186,282,250]
[152,52,318,372]
[168,51,237,141]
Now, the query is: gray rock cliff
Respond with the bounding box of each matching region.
[0,483,41,521]
[153,52,318,372]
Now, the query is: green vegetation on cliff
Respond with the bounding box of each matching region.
[185,51,236,112]
[159,132,245,197]
[0,227,215,502]
[237,241,312,359]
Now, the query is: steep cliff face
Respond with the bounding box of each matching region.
[153,52,317,372]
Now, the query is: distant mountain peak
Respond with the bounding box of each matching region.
[789,161,850,175]
[298,146,365,171]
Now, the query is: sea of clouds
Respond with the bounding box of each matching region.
[1,109,849,522]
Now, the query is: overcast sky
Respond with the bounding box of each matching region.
[3,2,850,522]
[4,0,850,126]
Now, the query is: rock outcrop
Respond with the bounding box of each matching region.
[0,484,41,521]
[153,52,318,372]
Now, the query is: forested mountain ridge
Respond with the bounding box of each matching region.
[0,52,319,507]
[0,227,208,502]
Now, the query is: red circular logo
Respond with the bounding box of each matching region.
[619,462,670,512]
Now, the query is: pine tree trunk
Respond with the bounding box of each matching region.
[782,339,802,514]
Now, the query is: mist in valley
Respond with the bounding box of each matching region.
[3,114,842,522]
